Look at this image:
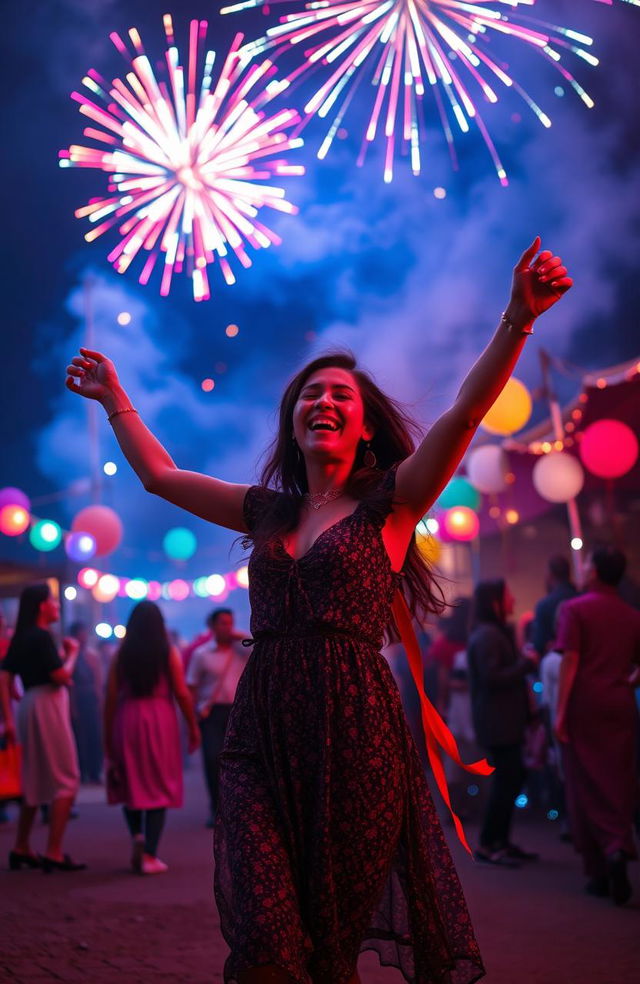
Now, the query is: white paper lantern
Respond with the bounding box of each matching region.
[466,445,508,495]
[532,451,584,503]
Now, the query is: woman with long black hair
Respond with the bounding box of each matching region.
[66,239,571,982]
[104,600,200,874]
[467,579,539,867]
[1,582,84,871]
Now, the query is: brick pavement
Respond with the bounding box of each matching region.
[0,766,638,983]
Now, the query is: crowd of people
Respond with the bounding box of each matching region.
[1,545,638,903]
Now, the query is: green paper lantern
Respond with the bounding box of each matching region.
[435,476,481,513]
[30,519,62,552]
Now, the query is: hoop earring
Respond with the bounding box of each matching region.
[363,441,377,469]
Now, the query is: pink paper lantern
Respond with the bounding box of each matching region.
[579,419,638,479]
[72,505,123,557]
[443,506,480,542]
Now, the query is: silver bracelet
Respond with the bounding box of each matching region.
[501,311,534,336]
[107,406,139,424]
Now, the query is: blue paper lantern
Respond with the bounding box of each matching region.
[163,527,197,561]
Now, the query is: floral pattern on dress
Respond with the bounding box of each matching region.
[214,477,484,984]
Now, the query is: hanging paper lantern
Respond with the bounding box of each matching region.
[29,519,62,552]
[435,476,481,512]
[481,378,532,436]
[415,529,442,565]
[72,505,123,557]
[147,581,163,601]
[167,579,191,601]
[0,504,30,536]
[466,445,508,494]
[65,531,97,562]
[0,487,30,512]
[443,507,480,542]
[533,452,585,503]
[93,573,120,603]
[78,567,99,589]
[163,527,197,561]
[579,419,638,479]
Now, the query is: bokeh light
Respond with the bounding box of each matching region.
[78,567,99,589]
[206,574,226,597]
[65,531,97,562]
[93,574,120,603]
[29,519,62,552]
[0,504,30,536]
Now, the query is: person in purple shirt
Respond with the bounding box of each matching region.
[555,546,640,905]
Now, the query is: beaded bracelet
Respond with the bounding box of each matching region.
[107,406,139,424]
[501,311,534,336]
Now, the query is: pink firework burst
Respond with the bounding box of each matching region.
[59,17,305,301]
[221,0,598,183]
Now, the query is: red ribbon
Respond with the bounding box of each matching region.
[392,591,493,854]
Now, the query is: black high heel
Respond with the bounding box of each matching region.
[9,850,43,870]
[41,854,87,873]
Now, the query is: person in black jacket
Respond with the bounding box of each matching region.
[467,579,539,866]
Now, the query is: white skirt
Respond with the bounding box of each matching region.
[17,685,80,806]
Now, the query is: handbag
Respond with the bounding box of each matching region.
[0,741,22,800]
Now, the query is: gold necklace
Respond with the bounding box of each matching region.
[303,487,345,510]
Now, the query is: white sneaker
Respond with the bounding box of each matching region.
[141,855,168,875]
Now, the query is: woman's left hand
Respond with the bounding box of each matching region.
[508,236,573,323]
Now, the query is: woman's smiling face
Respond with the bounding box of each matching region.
[292,367,373,464]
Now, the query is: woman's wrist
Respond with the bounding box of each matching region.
[101,384,133,416]
[501,302,535,336]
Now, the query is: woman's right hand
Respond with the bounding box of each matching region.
[65,348,121,405]
[62,637,80,658]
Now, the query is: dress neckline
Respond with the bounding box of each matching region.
[277,501,366,564]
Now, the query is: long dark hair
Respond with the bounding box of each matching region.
[250,351,446,621]
[116,601,170,698]
[11,583,51,639]
[5,583,53,667]
[472,579,508,628]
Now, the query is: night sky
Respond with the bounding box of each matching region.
[2,0,639,633]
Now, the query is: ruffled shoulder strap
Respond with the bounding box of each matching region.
[242,485,281,534]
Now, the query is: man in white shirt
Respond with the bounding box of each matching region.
[186,608,248,827]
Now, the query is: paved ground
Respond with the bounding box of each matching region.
[0,764,638,984]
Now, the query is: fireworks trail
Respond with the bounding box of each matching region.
[60,17,305,301]
[221,0,599,183]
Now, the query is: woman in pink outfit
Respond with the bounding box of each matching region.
[104,601,200,875]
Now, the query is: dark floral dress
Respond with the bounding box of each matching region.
[214,476,484,984]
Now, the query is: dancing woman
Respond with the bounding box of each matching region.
[66,239,571,983]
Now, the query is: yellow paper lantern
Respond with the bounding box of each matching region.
[481,377,532,436]
[416,529,442,565]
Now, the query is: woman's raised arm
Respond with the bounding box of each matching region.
[66,348,249,532]
[394,237,572,524]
